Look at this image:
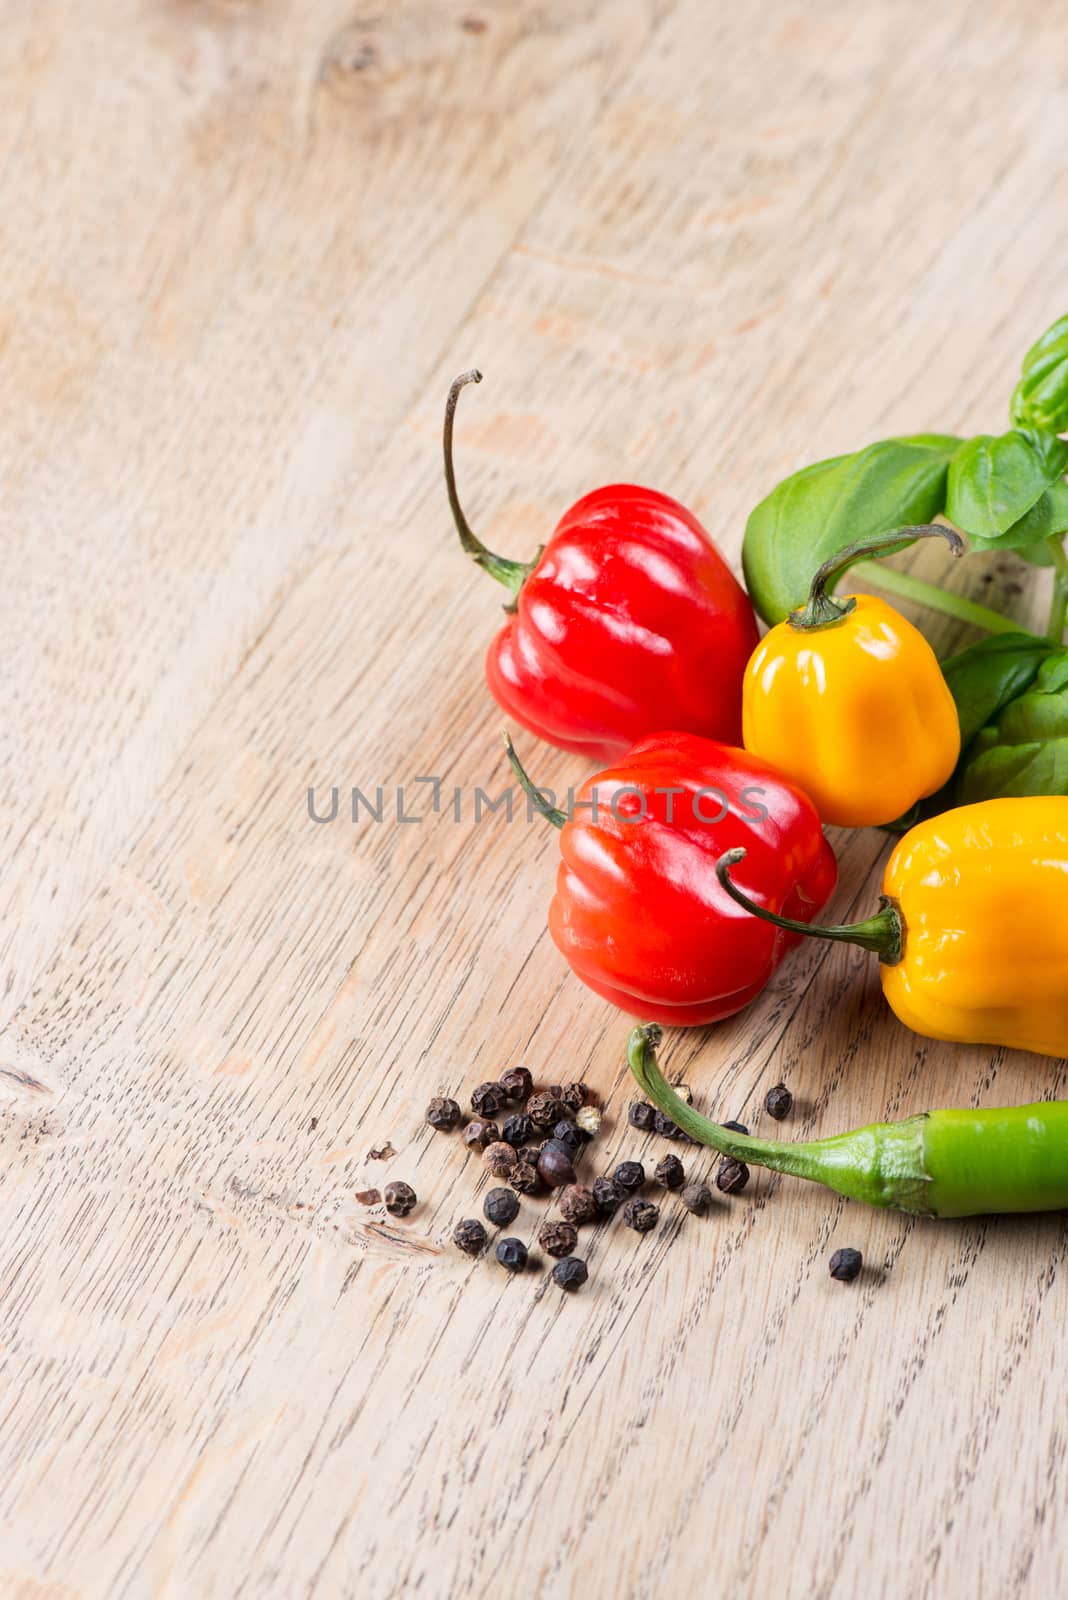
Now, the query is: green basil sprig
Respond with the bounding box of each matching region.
[945,427,1068,547]
[742,435,959,624]
[958,652,1068,803]
[940,631,1059,747]
[1011,314,1068,435]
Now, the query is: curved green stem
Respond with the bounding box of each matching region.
[626,1025,935,1215]
[791,525,963,631]
[847,560,1023,635]
[503,731,566,828]
[1044,536,1068,642]
[444,371,536,610]
[716,848,904,965]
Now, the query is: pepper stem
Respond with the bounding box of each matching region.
[790,524,965,631]
[503,731,566,828]
[444,371,537,611]
[625,1025,934,1215]
[716,848,904,965]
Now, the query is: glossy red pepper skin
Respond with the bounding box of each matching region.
[446,373,758,762]
[543,732,838,1025]
[488,486,759,760]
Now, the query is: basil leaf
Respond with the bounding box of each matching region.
[1002,478,1068,559]
[1010,313,1068,435]
[958,648,1068,803]
[940,630,1058,747]
[742,434,960,624]
[945,428,1068,543]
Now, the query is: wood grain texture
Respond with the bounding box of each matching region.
[2,2,1067,1596]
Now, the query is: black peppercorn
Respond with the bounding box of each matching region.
[829,1247,863,1282]
[483,1140,517,1177]
[552,1256,588,1291]
[653,1110,683,1139]
[653,1155,685,1190]
[765,1083,793,1121]
[527,1091,566,1129]
[628,1100,655,1131]
[551,1120,585,1157]
[612,1160,645,1193]
[471,1081,508,1118]
[537,1139,576,1188]
[463,1118,499,1151]
[425,1096,462,1131]
[501,1112,535,1147]
[557,1183,597,1225]
[496,1237,528,1272]
[622,1197,659,1233]
[722,1120,749,1136]
[681,1181,713,1215]
[560,1082,588,1112]
[453,1218,487,1256]
[539,1220,578,1258]
[383,1180,417,1217]
[715,1157,750,1194]
[483,1187,521,1227]
[592,1175,627,1215]
[509,1157,541,1195]
[499,1066,533,1102]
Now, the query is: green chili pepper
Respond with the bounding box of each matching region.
[627,1025,1068,1217]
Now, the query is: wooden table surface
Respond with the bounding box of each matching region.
[4,3,1068,1596]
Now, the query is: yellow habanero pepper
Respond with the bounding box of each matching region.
[741,526,962,828]
[717,796,1068,1060]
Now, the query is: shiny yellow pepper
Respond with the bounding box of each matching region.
[717,795,1068,1059]
[741,526,962,828]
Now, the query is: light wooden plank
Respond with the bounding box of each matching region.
[3,2,1068,1597]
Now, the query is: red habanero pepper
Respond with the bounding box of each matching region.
[506,731,837,1026]
[446,372,759,761]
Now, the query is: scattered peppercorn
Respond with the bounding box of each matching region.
[552,1256,588,1291]
[723,1120,749,1136]
[561,1082,588,1112]
[499,1066,533,1101]
[453,1218,487,1256]
[496,1237,528,1272]
[538,1140,576,1188]
[628,1100,655,1131]
[622,1197,659,1233]
[765,1083,793,1121]
[527,1091,566,1129]
[539,1220,578,1258]
[368,1142,396,1160]
[501,1112,535,1147]
[383,1181,417,1217]
[557,1183,598,1225]
[509,1157,541,1195]
[483,1140,517,1177]
[354,1188,381,1206]
[716,1157,750,1194]
[592,1175,627,1215]
[575,1105,602,1138]
[654,1155,685,1190]
[484,1187,521,1227]
[425,1096,462,1131]
[829,1247,863,1283]
[613,1160,645,1192]
[471,1081,508,1118]
[552,1120,585,1157]
[681,1181,713,1215]
[653,1110,682,1139]
[463,1118,499,1151]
